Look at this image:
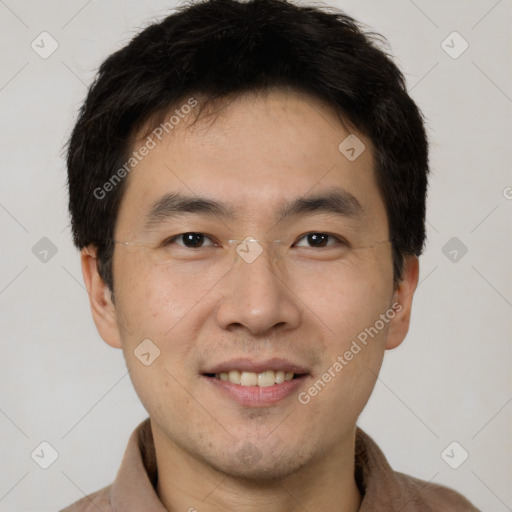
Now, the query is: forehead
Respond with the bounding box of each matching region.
[115,89,386,234]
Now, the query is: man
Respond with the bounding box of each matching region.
[62,0,480,510]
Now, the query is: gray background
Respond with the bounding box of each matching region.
[0,0,510,510]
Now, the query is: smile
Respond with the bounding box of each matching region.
[206,370,297,387]
[202,372,309,406]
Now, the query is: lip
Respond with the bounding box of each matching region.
[202,373,309,407]
[201,357,309,375]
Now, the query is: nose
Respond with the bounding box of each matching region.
[215,244,302,336]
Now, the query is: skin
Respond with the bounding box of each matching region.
[82,88,419,512]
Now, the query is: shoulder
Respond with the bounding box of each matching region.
[355,427,480,511]
[58,484,112,512]
[393,471,481,511]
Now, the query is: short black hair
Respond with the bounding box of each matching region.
[66,0,429,292]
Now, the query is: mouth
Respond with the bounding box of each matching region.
[201,358,310,406]
[203,370,304,387]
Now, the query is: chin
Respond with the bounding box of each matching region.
[207,446,313,482]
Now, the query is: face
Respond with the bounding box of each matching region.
[83,89,418,481]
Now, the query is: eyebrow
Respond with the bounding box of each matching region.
[143,188,363,229]
[276,189,363,220]
[144,193,235,229]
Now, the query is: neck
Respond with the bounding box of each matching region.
[153,426,362,512]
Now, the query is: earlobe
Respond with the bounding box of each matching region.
[385,255,420,350]
[81,246,123,349]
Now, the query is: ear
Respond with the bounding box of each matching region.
[385,255,420,350]
[81,246,122,349]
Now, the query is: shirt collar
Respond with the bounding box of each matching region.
[111,417,165,511]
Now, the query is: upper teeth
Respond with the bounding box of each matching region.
[215,370,295,386]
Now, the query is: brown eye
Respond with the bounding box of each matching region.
[166,232,216,248]
[182,233,205,247]
[308,233,328,247]
[294,232,342,248]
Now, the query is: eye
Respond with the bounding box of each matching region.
[294,232,346,248]
[165,232,217,248]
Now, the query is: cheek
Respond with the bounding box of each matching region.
[295,257,393,341]
[297,257,393,407]
[114,256,207,340]
[298,292,391,431]
[112,259,204,410]
[112,257,218,392]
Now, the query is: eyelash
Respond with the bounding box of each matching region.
[162,232,349,249]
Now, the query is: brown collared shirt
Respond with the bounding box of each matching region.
[60,418,480,511]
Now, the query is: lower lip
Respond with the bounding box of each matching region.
[202,375,308,407]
